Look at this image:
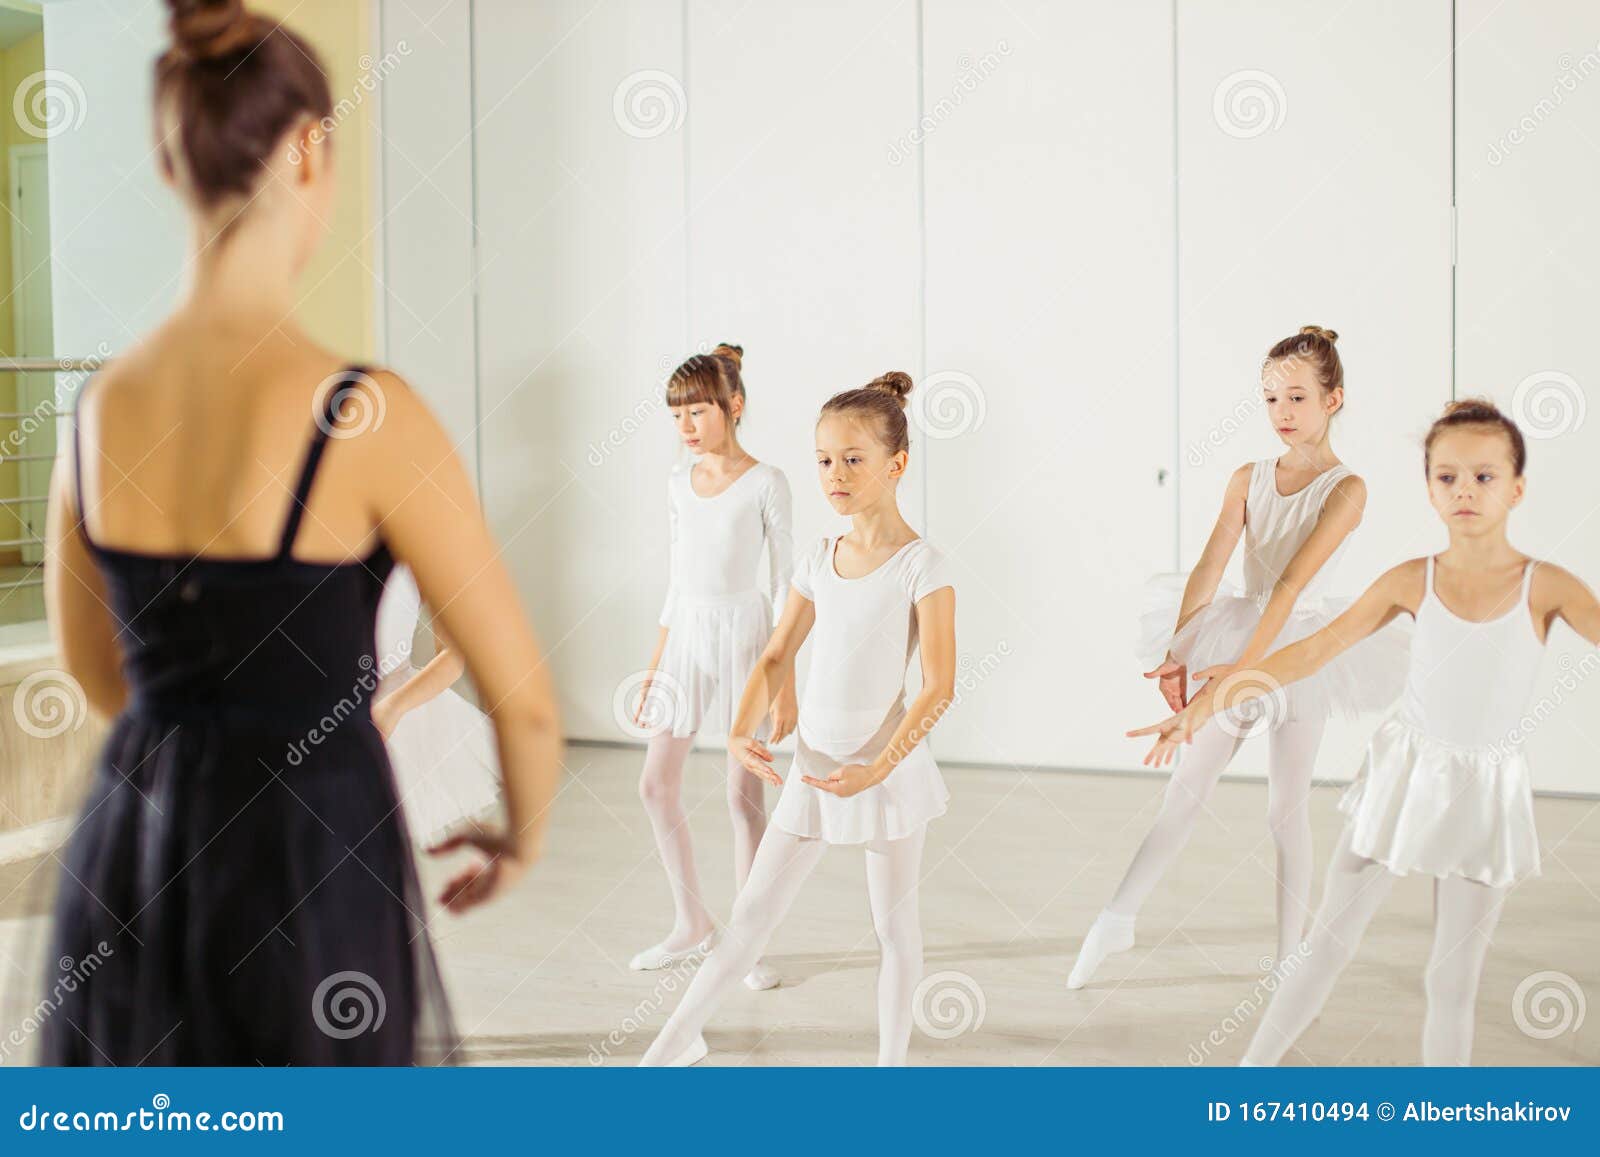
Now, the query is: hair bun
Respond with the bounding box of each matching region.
[1298,324,1339,344]
[866,370,914,407]
[712,342,744,369]
[167,0,257,61]
[1442,396,1505,421]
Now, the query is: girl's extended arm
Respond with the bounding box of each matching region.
[1130,558,1421,766]
[1170,463,1251,638]
[1210,473,1367,675]
[727,586,817,785]
[373,620,468,736]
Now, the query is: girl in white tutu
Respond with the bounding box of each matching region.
[372,564,503,846]
[640,371,957,1067]
[1069,326,1409,989]
[1132,399,1600,1064]
[633,344,796,992]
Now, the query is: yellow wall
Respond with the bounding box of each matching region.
[0,27,45,554]
[254,0,377,359]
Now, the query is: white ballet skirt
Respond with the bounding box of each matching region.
[1135,457,1410,721]
[1336,556,1546,888]
[654,459,792,739]
[770,535,953,846]
[375,565,503,846]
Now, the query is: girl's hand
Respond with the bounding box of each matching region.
[802,762,881,798]
[768,685,798,745]
[631,674,657,729]
[730,734,782,787]
[427,828,534,914]
[1125,704,1203,769]
[1191,663,1236,691]
[1142,657,1188,712]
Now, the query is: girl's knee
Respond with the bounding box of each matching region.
[639,769,676,810]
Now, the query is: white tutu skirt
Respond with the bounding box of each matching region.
[1135,575,1410,721]
[1336,716,1540,888]
[386,684,504,847]
[657,590,772,739]
[770,706,949,846]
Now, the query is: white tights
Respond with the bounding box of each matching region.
[1107,715,1327,962]
[640,825,927,1066]
[1244,824,1507,1065]
[637,731,769,944]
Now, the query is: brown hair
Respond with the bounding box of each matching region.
[1425,397,1528,476]
[1263,325,1344,406]
[819,371,914,454]
[155,0,333,210]
[666,344,746,424]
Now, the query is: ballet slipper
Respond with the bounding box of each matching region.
[668,1034,709,1067]
[742,960,780,991]
[1066,909,1137,989]
[629,930,718,972]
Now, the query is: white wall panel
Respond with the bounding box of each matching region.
[922,0,1177,770]
[1457,0,1600,795]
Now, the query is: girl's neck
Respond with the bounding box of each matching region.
[848,504,915,551]
[1441,528,1522,569]
[1279,435,1337,473]
[696,439,752,474]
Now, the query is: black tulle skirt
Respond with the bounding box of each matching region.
[38,705,458,1065]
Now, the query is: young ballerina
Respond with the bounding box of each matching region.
[372,564,504,847]
[1069,326,1409,989]
[638,371,958,1067]
[633,344,796,991]
[1131,398,1600,1065]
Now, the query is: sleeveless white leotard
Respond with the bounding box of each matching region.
[1137,457,1410,721]
[1337,555,1546,886]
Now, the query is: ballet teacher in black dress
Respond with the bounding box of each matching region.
[38,0,562,1064]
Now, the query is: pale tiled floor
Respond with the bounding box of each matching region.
[3,741,1597,1066]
